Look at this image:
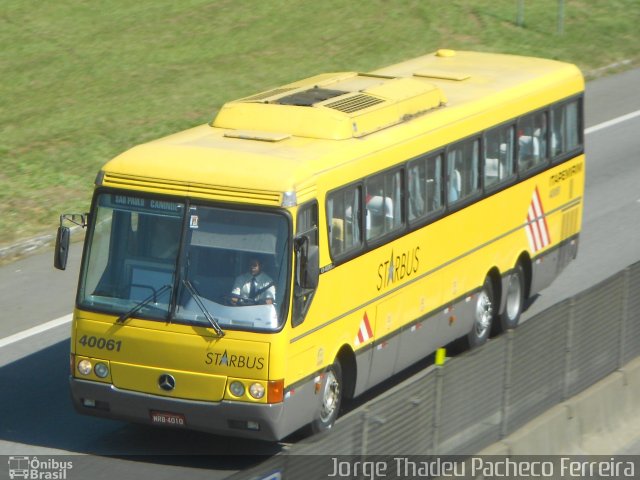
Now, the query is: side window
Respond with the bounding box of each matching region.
[408,153,443,222]
[327,185,361,258]
[297,201,318,246]
[550,104,565,158]
[293,201,318,327]
[517,111,548,173]
[447,138,480,205]
[484,124,515,189]
[551,99,582,161]
[365,170,403,242]
[565,101,581,152]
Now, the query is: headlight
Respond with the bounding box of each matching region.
[77,359,92,376]
[229,381,245,397]
[249,383,265,399]
[94,362,109,378]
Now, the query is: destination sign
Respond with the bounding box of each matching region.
[100,194,184,216]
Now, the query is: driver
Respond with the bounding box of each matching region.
[230,258,275,305]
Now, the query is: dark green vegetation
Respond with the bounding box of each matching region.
[1,0,638,245]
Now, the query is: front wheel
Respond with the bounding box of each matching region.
[310,362,342,434]
[467,276,495,348]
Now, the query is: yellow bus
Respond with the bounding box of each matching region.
[55,49,584,440]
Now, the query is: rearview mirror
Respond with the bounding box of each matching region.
[53,213,88,270]
[54,226,71,270]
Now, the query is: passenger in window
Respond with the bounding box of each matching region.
[518,129,538,171]
[230,258,275,305]
[520,113,548,171]
[533,114,548,161]
[551,107,564,157]
[485,127,514,187]
[407,166,425,220]
[484,144,500,186]
[366,194,393,238]
[330,218,344,254]
[448,167,461,202]
[499,141,514,180]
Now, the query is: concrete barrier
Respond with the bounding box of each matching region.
[480,356,640,454]
[0,225,84,264]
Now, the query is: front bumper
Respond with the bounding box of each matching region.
[69,377,287,441]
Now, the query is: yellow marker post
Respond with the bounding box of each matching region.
[435,347,446,366]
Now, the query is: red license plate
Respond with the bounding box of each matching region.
[150,410,186,427]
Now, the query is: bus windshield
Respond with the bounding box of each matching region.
[78,192,290,331]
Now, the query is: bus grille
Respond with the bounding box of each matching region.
[561,206,580,239]
[241,87,297,103]
[324,94,385,113]
[102,172,283,205]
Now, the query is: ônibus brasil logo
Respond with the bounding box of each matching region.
[8,456,73,479]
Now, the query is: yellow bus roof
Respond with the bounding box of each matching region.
[101,50,583,204]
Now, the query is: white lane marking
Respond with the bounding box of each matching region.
[2,110,640,348]
[0,314,72,348]
[585,109,640,135]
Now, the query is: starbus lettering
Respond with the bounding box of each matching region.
[205,350,265,370]
[376,246,420,291]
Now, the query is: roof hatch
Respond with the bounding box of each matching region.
[213,72,446,140]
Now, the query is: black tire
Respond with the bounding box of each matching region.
[496,263,525,333]
[310,362,342,434]
[467,276,495,348]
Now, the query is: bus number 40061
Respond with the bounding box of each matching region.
[78,335,122,352]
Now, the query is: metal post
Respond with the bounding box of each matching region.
[618,268,631,368]
[516,0,525,27]
[557,0,565,34]
[563,298,576,400]
[432,364,445,453]
[416,393,432,454]
[360,407,370,455]
[500,329,515,437]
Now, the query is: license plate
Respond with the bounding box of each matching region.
[150,410,186,427]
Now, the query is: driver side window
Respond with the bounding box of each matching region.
[293,201,318,327]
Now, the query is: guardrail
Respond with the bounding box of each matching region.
[230,261,640,477]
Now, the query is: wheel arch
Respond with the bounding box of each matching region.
[516,251,533,301]
[335,344,356,399]
[486,266,502,312]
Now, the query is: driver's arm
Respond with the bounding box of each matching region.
[230,276,244,304]
[264,282,276,305]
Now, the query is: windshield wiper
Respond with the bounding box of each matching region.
[182,280,225,337]
[116,284,172,324]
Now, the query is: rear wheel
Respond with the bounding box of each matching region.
[496,263,525,333]
[310,362,342,434]
[467,276,495,348]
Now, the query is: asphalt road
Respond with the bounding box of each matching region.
[1,68,639,477]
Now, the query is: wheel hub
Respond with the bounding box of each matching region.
[476,292,493,333]
[320,372,340,422]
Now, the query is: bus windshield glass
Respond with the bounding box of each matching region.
[78,192,290,331]
[174,204,290,331]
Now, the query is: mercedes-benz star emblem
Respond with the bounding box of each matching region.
[158,374,176,391]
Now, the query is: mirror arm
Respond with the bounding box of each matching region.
[54,213,88,271]
[59,213,88,229]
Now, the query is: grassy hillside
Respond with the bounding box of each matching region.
[1,0,638,245]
